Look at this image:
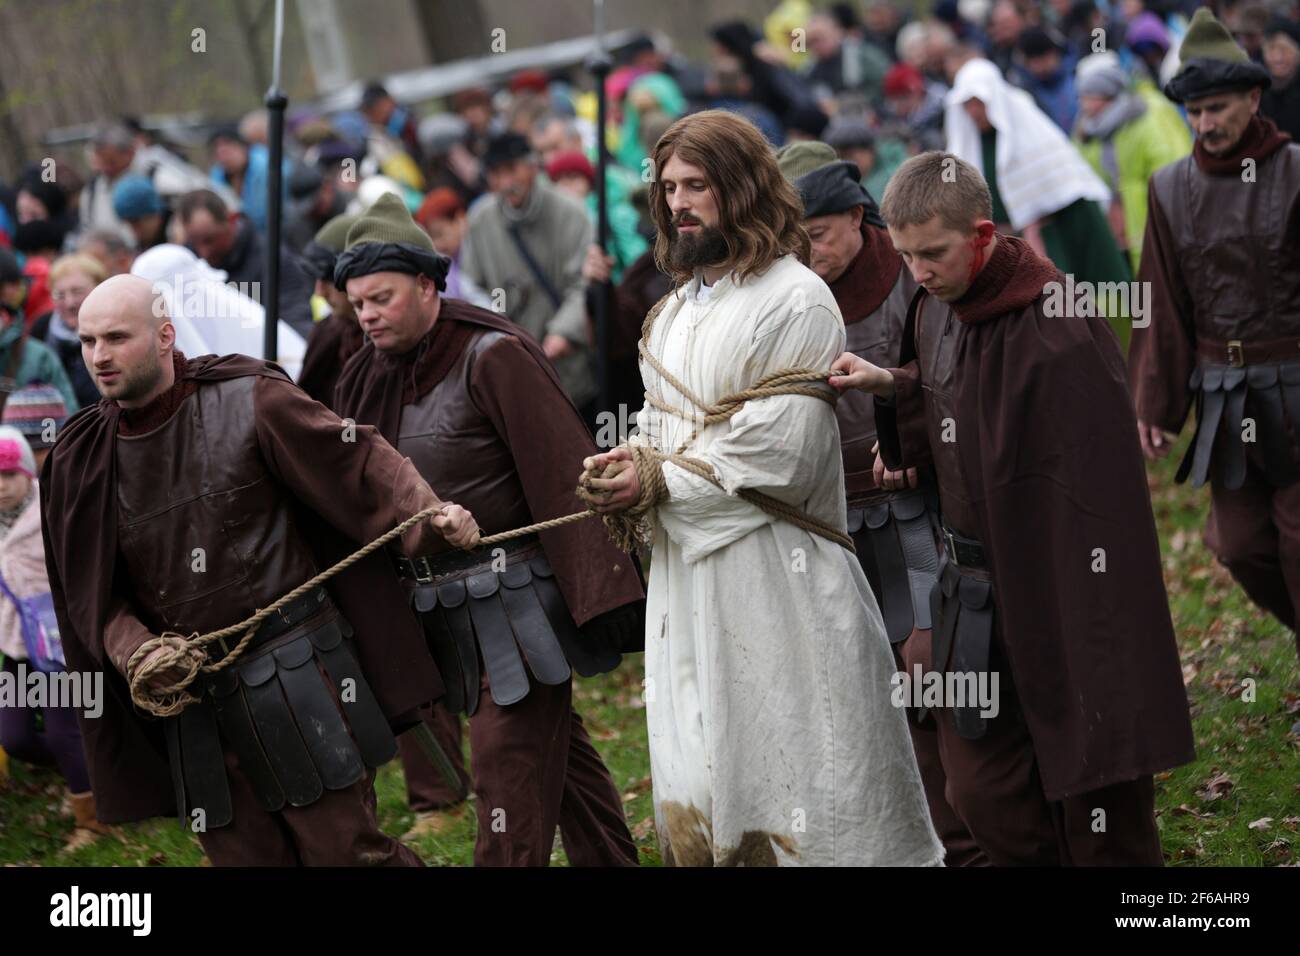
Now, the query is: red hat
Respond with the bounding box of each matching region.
[883,63,925,98]
[509,69,549,94]
[545,150,595,187]
[415,187,465,227]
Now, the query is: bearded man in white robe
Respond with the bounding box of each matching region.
[582,110,942,867]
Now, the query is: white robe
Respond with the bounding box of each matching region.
[634,255,943,867]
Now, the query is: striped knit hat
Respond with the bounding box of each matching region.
[2,384,69,450]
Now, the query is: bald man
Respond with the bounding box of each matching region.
[40,274,478,866]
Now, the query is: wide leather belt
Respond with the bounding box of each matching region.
[1197,337,1300,368]
[941,525,988,570]
[209,585,333,660]
[395,534,541,585]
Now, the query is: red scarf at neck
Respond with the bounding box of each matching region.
[1193,114,1291,175]
[828,224,904,324]
[951,234,1060,326]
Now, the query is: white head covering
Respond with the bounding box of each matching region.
[944,58,1111,230]
[131,244,305,380]
[347,175,405,215]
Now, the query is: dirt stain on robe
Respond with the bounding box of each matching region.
[658,800,800,867]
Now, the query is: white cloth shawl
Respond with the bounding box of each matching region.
[131,244,306,381]
[944,58,1111,230]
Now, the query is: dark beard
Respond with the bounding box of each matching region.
[112,353,165,403]
[669,225,730,272]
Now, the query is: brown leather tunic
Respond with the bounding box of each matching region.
[115,376,319,635]
[912,294,982,540]
[1149,146,1300,344]
[396,328,532,547]
[837,270,916,502]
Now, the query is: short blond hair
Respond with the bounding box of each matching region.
[48,252,107,288]
[880,151,992,234]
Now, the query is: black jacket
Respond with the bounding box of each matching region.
[208,218,315,338]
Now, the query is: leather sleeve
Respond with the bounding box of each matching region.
[253,376,448,557]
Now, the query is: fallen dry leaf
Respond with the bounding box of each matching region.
[1195,771,1235,802]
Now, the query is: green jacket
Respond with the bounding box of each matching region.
[1075,89,1191,274]
[863,137,910,204]
[0,315,80,413]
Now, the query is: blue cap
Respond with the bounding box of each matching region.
[112,174,163,220]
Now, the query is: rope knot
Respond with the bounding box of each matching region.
[126,632,209,718]
[577,445,668,552]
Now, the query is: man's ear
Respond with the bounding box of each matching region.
[418,274,438,302]
[158,318,176,353]
[849,205,864,230]
[973,220,995,247]
[1248,86,1262,113]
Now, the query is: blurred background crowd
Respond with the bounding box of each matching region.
[0,1,1298,413]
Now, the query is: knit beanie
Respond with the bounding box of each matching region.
[333,194,450,291]
[0,425,37,479]
[776,141,840,183]
[1165,8,1271,103]
[344,193,436,251]
[2,384,69,450]
[299,214,360,281]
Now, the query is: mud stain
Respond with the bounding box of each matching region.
[658,800,715,867]
[718,831,800,867]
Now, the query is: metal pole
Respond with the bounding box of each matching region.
[586,0,612,418]
[263,0,287,361]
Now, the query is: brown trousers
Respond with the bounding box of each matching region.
[460,669,637,867]
[399,702,472,811]
[904,629,1159,868]
[197,749,422,867]
[1205,460,1300,656]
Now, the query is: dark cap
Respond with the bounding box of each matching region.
[361,81,391,110]
[483,132,533,170]
[1019,27,1064,58]
[208,123,246,147]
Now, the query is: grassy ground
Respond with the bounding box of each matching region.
[0,442,1295,866]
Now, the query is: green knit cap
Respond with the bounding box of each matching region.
[776,141,838,184]
[313,213,360,253]
[1164,7,1270,103]
[344,193,434,252]
[1177,8,1249,67]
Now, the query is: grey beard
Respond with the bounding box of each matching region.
[669,225,730,273]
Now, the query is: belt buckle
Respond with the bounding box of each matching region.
[943,527,960,567]
[413,556,435,585]
[1226,340,1244,368]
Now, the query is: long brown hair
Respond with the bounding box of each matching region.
[649,110,809,286]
